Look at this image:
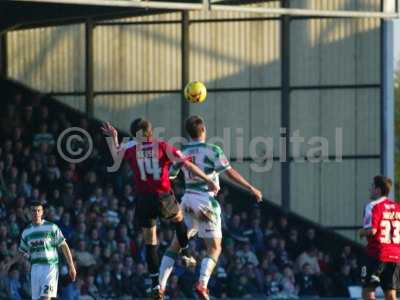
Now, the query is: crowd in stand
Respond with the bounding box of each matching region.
[0,92,363,299]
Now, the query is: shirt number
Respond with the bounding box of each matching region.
[380,220,400,244]
[137,151,161,180]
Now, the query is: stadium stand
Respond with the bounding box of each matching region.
[0,79,367,300]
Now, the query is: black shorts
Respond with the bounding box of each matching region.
[361,256,400,290]
[135,191,180,228]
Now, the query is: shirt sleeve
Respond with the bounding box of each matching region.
[363,203,373,229]
[213,146,231,174]
[121,140,137,160]
[163,142,187,164]
[53,225,66,247]
[371,204,381,232]
[19,235,29,255]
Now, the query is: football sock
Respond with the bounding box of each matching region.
[199,256,217,288]
[174,220,189,248]
[146,244,160,288]
[159,251,177,290]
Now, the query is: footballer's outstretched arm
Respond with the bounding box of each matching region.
[59,242,77,282]
[224,168,263,202]
[182,160,220,194]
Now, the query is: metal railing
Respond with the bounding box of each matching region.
[12,0,400,19]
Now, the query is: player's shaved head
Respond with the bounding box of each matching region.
[185,115,206,139]
[373,175,392,196]
[130,118,152,138]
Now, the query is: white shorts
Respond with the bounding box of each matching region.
[181,192,222,239]
[31,264,59,300]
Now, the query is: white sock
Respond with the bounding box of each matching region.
[199,256,217,288]
[159,252,176,290]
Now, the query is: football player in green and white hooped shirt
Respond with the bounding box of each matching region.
[6,201,76,300]
[155,115,263,300]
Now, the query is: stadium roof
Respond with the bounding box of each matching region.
[0,0,276,32]
[1,0,398,32]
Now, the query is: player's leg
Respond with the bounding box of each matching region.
[383,290,396,300]
[31,265,41,300]
[362,287,376,300]
[143,225,160,290]
[158,197,199,296]
[136,194,160,292]
[195,197,222,300]
[38,264,58,300]
[158,236,181,292]
[381,263,400,300]
[199,238,222,286]
[159,191,189,249]
[361,257,380,300]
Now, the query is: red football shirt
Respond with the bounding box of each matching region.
[367,198,400,262]
[122,139,186,195]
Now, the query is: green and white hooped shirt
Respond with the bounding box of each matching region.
[19,220,65,266]
[170,141,231,196]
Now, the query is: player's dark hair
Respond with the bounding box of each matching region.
[130,118,152,138]
[185,115,205,139]
[29,200,45,208]
[373,175,392,196]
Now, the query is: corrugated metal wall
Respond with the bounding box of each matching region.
[6,0,383,241]
[7,25,85,93]
[289,0,381,240]
[93,15,182,91]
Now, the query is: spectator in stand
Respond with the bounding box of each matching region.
[264,271,281,297]
[333,264,355,297]
[281,266,298,297]
[236,242,259,267]
[59,212,75,241]
[75,240,96,270]
[276,237,292,268]
[130,263,147,298]
[8,267,22,300]
[340,245,357,266]
[229,214,249,242]
[297,263,319,297]
[96,271,115,299]
[249,217,264,254]
[302,228,318,251]
[297,245,321,275]
[277,215,290,238]
[264,219,276,239]
[0,261,10,299]
[318,251,334,274]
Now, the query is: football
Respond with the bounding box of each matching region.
[184,81,207,103]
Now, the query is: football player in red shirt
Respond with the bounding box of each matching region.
[359,175,399,300]
[102,119,219,294]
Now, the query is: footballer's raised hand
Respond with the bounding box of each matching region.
[101,122,118,139]
[250,186,263,203]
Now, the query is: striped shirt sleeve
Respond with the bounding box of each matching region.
[53,225,66,247]
[19,235,29,254]
[213,146,231,174]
